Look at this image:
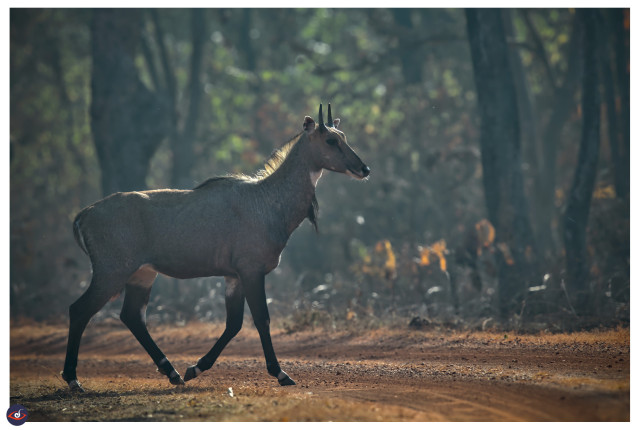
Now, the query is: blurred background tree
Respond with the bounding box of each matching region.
[10,8,629,331]
[466,8,538,320]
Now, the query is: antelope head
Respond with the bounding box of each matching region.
[303,103,370,180]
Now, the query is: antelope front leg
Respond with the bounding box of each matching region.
[242,272,295,386]
[185,276,245,381]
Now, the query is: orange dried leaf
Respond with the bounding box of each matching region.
[475,219,495,248]
[433,239,447,271]
[439,255,447,272]
[432,239,447,254]
[419,240,447,272]
[375,241,384,253]
[419,246,431,266]
[593,184,615,199]
[383,240,396,273]
[497,242,515,265]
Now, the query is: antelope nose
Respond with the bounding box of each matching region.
[362,165,371,177]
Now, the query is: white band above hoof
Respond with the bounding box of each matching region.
[68,379,84,391]
[277,371,289,381]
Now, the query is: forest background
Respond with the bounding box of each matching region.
[9,7,630,331]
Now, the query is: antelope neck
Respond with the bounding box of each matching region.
[260,137,318,235]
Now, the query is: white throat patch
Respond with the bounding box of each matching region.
[310,170,323,188]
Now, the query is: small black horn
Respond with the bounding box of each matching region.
[327,103,333,126]
[318,104,326,130]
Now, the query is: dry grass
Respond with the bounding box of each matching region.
[454,325,630,346]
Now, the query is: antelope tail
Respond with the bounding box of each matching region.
[73,213,89,256]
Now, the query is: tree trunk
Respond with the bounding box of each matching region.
[563,9,601,315]
[502,10,543,265]
[235,10,270,156]
[535,15,582,257]
[391,9,423,85]
[465,8,537,320]
[611,9,630,199]
[599,12,624,198]
[171,9,207,189]
[90,9,170,196]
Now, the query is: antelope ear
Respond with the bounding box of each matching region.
[333,118,340,129]
[303,116,316,133]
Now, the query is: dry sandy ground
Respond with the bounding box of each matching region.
[9,320,629,422]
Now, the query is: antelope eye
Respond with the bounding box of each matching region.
[326,138,339,146]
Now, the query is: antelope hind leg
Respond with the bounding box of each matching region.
[62,271,128,392]
[121,269,184,386]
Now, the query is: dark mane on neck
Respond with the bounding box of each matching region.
[193,176,242,190]
[250,132,305,181]
[193,132,305,190]
[193,131,319,232]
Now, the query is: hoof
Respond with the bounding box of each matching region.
[278,376,296,386]
[61,371,85,392]
[169,373,185,386]
[277,371,296,386]
[184,365,200,382]
[156,357,184,385]
[68,380,86,392]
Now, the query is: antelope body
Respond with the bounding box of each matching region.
[62,104,370,391]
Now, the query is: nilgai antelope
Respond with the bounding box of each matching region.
[62,104,370,391]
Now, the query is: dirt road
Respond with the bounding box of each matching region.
[9,321,629,421]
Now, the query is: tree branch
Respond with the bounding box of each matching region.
[182,9,206,140]
[521,9,558,90]
[172,9,207,187]
[150,9,176,113]
[139,25,161,92]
